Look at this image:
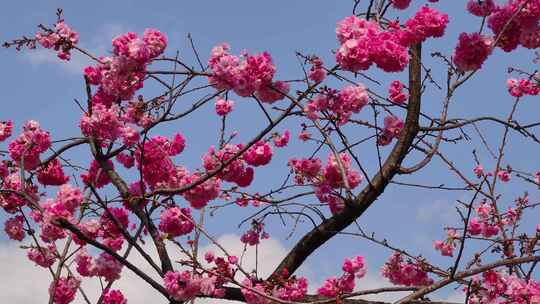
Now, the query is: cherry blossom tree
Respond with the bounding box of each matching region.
[2,1,540,303]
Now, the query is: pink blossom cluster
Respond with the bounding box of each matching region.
[35,21,79,60]
[289,153,362,214]
[467,0,496,17]
[8,120,51,170]
[272,130,290,148]
[0,120,13,141]
[317,256,367,297]
[102,289,128,304]
[80,103,140,147]
[241,220,269,246]
[81,160,113,188]
[391,0,412,10]
[453,32,493,72]
[244,141,273,167]
[164,271,222,301]
[241,273,308,303]
[272,274,308,301]
[4,215,25,241]
[134,134,187,189]
[336,7,448,73]
[27,244,57,267]
[215,98,235,116]
[468,202,500,238]
[75,249,124,282]
[382,252,433,286]
[304,85,369,125]
[377,115,404,146]
[388,80,408,104]
[485,1,540,52]
[37,158,70,186]
[0,172,39,213]
[84,29,167,105]
[434,229,459,257]
[158,207,195,238]
[203,144,256,187]
[507,78,540,97]
[208,43,289,102]
[308,57,327,83]
[48,276,80,304]
[467,270,540,304]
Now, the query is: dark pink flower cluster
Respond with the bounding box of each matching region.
[507,78,540,97]
[215,98,235,116]
[37,158,70,186]
[80,103,140,147]
[158,207,195,237]
[336,7,448,73]
[388,80,408,104]
[164,271,221,301]
[485,1,540,52]
[48,276,80,304]
[0,121,13,142]
[467,270,540,304]
[382,252,433,286]
[317,256,367,297]
[391,0,412,10]
[135,134,186,189]
[208,43,288,102]
[468,202,500,238]
[27,244,57,267]
[81,160,113,188]
[467,0,496,17]
[272,275,308,301]
[35,21,79,60]
[434,229,459,257]
[244,141,273,167]
[0,172,38,213]
[241,220,269,246]
[308,57,327,83]
[4,215,25,241]
[272,130,290,148]
[102,289,127,304]
[453,32,493,72]
[304,84,369,125]
[84,29,167,105]
[377,115,404,146]
[8,120,51,170]
[75,249,124,282]
[203,144,255,187]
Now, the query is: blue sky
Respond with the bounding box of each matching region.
[1,1,539,303]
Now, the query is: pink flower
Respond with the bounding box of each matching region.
[298,131,311,141]
[164,271,203,301]
[497,170,511,182]
[308,57,326,83]
[37,158,70,186]
[342,256,367,278]
[28,244,57,267]
[116,152,134,169]
[388,80,408,104]
[453,32,492,71]
[143,29,168,58]
[391,0,412,10]
[336,16,380,44]
[404,6,449,44]
[473,165,484,178]
[0,120,13,141]
[81,160,113,188]
[49,276,80,304]
[102,289,128,304]
[8,120,51,170]
[378,115,404,146]
[434,240,454,257]
[488,6,521,52]
[159,207,195,237]
[36,21,79,61]
[273,130,290,147]
[4,215,25,241]
[95,253,123,282]
[182,172,221,209]
[215,98,234,116]
[255,81,290,104]
[244,141,273,167]
[467,0,495,17]
[382,252,433,286]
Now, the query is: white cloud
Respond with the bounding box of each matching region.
[0,234,288,304]
[26,49,90,74]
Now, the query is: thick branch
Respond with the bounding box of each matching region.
[268,43,423,280]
